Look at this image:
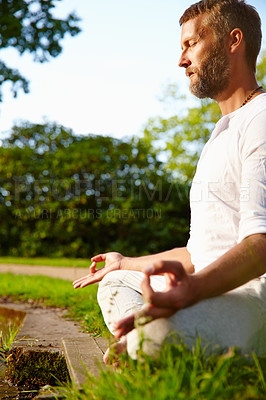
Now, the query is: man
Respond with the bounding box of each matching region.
[74,0,266,361]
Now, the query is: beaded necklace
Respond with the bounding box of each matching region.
[240,86,263,107]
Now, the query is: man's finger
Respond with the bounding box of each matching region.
[79,267,105,286]
[144,260,186,280]
[91,253,106,263]
[114,314,135,338]
[73,275,92,288]
[73,266,105,288]
[141,272,183,310]
[143,290,182,309]
[114,304,176,338]
[140,274,155,303]
[89,261,97,273]
[73,275,89,286]
[136,304,176,321]
[73,261,99,287]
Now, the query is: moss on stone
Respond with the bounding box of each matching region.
[5,347,69,389]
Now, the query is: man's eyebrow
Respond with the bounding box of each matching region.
[181,27,206,50]
[181,34,200,49]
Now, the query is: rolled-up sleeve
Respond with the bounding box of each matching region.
[239,110,266,241]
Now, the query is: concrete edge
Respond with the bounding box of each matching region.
[61,336,108,388]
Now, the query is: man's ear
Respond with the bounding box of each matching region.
[228,28,244,54]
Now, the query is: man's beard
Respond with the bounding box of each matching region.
[189,41,231,99]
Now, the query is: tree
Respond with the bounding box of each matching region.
[256,49,266,87]
[143,50,266,183]
[0,121,190,257]
[0,0,81,101]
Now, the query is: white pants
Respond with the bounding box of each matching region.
[97,271,266,359]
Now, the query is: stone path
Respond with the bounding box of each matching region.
[2,302,88,351]
[0,263,88,281]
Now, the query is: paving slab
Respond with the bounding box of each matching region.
[62,336,108,387]
[1,303,88,350]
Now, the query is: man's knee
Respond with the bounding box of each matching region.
[127,318,175,359]
[97,270,128,301]
[99,270,126,288]
[97,271,120,306]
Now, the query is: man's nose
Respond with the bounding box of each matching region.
[178,52,191,69]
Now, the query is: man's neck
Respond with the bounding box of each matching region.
[215,70,261,116]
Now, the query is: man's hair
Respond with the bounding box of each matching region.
[179,0,262,72]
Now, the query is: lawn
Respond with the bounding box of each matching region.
[0,256,93,268]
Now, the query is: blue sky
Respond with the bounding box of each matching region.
[0,0,265,139]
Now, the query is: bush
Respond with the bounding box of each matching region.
[0,121,190,257]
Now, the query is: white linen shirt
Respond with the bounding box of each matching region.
[187,93,266,273]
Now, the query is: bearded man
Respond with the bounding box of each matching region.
[74,0,266,361]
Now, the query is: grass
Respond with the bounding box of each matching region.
[0,324,21,351]
[0,273,108,337]
[0,325,21,366]
[56,339,266,400]
[0,256,94,268]
[0,272,265,400]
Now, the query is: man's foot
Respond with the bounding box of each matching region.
[103,336,127,367]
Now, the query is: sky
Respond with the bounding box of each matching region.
[0,0,266,139]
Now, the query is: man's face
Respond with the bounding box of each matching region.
[179,14,231,99]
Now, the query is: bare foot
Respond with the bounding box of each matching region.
[103,336,127,367]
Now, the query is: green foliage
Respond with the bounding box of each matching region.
[57,340,266,400]
[0,60,29,100]
[0,0,81,101]
[143,99,220,182]
[256,50,266,87]
[0,121,190,257]
[143,51,266,182]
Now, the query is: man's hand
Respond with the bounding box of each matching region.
[73,252,124,288]
[114,260,197,338]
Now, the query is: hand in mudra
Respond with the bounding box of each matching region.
[114,260,196,338]
[73,252,124,288]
